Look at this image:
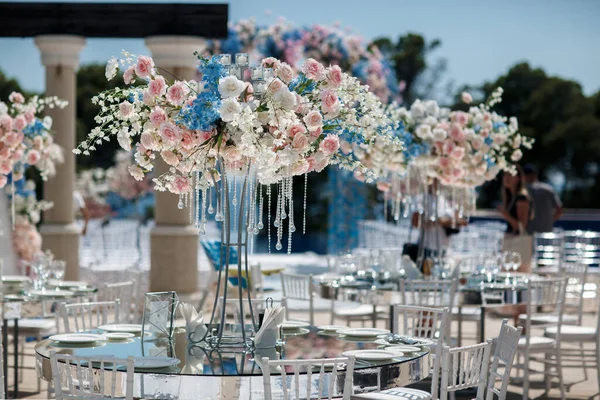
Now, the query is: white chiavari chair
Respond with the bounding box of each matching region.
[59,301,120,333]
[261,356,354,400]
[50,352,134,400]
[486,320,522,400]
[514,277,567,400]
[99,281,135,323]
[280,273,315,325]
[533,232,564,270]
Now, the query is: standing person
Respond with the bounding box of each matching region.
[497,165,534,271]
[523,164,563,234]
[73,190,90,236]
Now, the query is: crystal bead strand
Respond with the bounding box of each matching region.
[200,188,207,234]
[215,171,224,222]
[258,184,264,230]
[303,173,307,235]
[267,185,272,253]
[232,175,237,232]
[195,171,201,228]
[207,186,214,215]
[275,181,283,251]
[177,194,183,209]
[287,177,294,254]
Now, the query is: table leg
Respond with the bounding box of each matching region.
[457,306,463,347]
[479,306,486,343]
[389,305,394,332]
[13,319,18,398]
[3,319,7,400]
[372,305,376,328]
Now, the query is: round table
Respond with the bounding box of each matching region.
[35,326,431,399]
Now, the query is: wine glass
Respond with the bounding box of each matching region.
[51,260,66,289]
[510,252,522,274]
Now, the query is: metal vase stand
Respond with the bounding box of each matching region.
[201,158,258,349]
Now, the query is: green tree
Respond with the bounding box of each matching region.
[370,33,446,104]
[0,69,31,100]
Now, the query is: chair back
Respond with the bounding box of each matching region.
[280,273,314,325]
[486,320,522,400]
[391,304,448,399]
[100,281,134,323]
[261,356,354,400]
[522,277,567,344]
[563,230,600,268]
[400,279,457,309]
[559,262,588,325]
[60,301,120,333]
[533,232,564,268]
[50,352,134,400]
[439,341,493,400]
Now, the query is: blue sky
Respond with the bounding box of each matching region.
[1,0,599,98]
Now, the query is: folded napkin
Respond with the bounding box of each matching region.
[254,304,285,349]
[181,347,205,375]
[401,255,423,280]
[179,303,207,343]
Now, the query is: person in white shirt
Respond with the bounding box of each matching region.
[73,191,90,235]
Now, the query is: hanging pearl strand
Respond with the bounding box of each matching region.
[267,184,272,253]
[287,176,295,254]
[303,173,308,235]
[258,184,264,230]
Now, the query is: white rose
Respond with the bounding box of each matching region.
[219,98,242,122]
[433,128,447,141]
[410,100,425,120]
[416,124,432,140]
[272,89,296,110]
[117,129,131,151]
[218,76,246,99]
[424,100,439,117]
[105,57,119,81]
[511,149,523,162]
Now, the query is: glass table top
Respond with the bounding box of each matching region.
[35,326,430,377]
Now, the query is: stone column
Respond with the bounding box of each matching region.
[145,36,205,294]
[34,35,86,281]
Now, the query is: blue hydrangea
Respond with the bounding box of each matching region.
[22,119,45,139]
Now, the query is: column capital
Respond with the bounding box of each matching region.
[34,35,86,69]
[145,36,206,69]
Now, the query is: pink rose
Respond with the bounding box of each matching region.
[11,148,23,161]
[450,146,465,160]
[452,168,465,179]
[479,129,489,138]
[442,140,455,155]
[135,55,154,79]
[223,146,242,162]
[148,76,167,97]
[24,111,35,124]
[319,134,340,156]
[0,175,6,189]
[161,150,180,167]
[3,132,20,147]
[433,141,444,154]
[0,161,12,174]
[302,58,326,81]
[0,115,12,131]
[128,165,145,181]
[267,78,285,95]
[0,146,9,159]
[198,131,213,144]
[159,122,180,143]
[288,124,306,138]
[291,159,309,176]
[313,156,328,172]
[8,92,24,104]
[166,81,190,105]
[140,131,158,150]
[180,131,195,150]
[149,107,167,128]
[276,63,294,83]
[261,57,280,69]
[377,181,391,192]
[171,175,191,194]
[449,124,465,142]
[292,134,309,150]
[483,112,491,122]
[452,111,469,126]
[13,115,26,131]
[119,101,134,118]
[123,66,135,85]
[326,65,343,88]
[438,157,451,169]
[461,92,473,104]
[320,90,339,116]
[309,126,323,139]
[303,110,323,131]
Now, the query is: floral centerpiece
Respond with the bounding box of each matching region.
[0,92,66,187]
[76,52,394,237]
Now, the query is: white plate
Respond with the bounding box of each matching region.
[133,357,180,369]
[98,324,143,333]
[281,321,310,329]
[103,332,135,341]
[2,275,30,283]
[342,349,397,361]
[317,325,347,332]
[385,345,421,353]
[337,328,390,338]
[30,290,74,297]
[48,280,87,288]
[50,333,106,344]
